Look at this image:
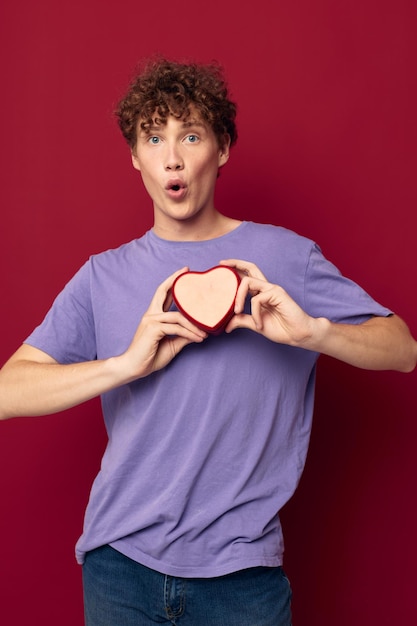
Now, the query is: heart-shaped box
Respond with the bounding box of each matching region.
[172,266,241,334]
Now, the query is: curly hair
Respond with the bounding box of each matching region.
[115,57,237,151]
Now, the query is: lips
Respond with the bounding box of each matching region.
[165,179,187,200]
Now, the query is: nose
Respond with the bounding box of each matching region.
[164,144,184,171]
[165,159,184,171]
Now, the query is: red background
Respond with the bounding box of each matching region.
[1,1,416,624]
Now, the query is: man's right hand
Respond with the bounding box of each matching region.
[118,267,207,382]
[0,268,207,420]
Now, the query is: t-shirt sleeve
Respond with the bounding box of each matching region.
[304,243,393,323]
[24,260,97,364]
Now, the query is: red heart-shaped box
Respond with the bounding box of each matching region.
[172,266,241,334]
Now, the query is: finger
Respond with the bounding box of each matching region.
[152,334,205,373]
[149,311,208,339]
[168,334,204,355]
[249,292,272,330]
[219,259,267,281]
[160,323,207,342]
[149,267,189,312]
[225,313,257,333]
[163,266,191,312]
[233,277,250,314]
[233,275,270,314]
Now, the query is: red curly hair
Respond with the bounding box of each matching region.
[115,57,237,151]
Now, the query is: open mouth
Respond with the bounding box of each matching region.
[166,180,187,199]
[166,179,185,191]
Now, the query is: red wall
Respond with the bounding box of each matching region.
[1,1,416,623]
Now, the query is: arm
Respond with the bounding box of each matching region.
[222,259,417,373]
[306,314,417,372]
[0,268,207,420]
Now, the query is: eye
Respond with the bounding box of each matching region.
[185,134,199,144]
[148,136,160,145]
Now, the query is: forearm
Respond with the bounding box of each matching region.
[0,300,207,421]
[0,349,129,420]
[307,314,417,372]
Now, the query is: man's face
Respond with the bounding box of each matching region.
[131,112,229,238]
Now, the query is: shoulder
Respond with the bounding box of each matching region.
[87,233,150,272]
[91,235,146,262]
[240,222,316,275]
[244,221,314,249]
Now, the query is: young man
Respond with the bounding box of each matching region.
[0,58,416,626]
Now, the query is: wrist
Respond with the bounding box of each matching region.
[107,353,138,387]
[301,316,331,352]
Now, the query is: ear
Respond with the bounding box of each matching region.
[131,149,141,171]
[218,134,231,168]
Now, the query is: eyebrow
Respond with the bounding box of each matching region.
[181,119,206,129]
[142,119,206,134]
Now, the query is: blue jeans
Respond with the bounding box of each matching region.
[83,545,292,625]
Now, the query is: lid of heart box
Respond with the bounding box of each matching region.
[172,266,241,334]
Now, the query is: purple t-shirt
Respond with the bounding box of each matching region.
[25,222,392,577]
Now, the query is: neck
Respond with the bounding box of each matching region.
[152,212,242,242]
